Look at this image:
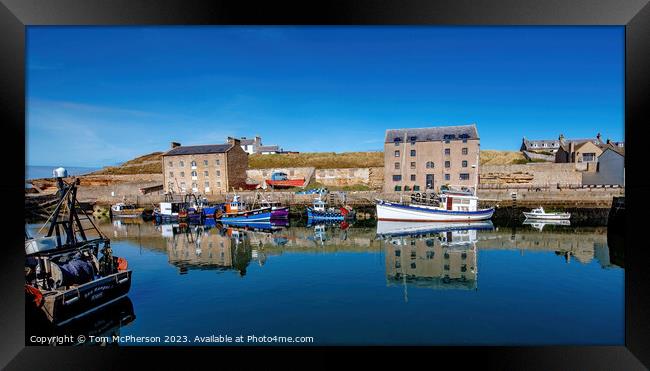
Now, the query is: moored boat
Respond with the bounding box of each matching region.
[25,168,132,327]
[522,207,571,220]
[219,194,272,223]
[376,190,494,222]
[265,171,306,189]
[110,203,144,218]
[306,194,354,221]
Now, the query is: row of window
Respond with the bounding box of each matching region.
[394,136,469,145]
[394,148,469,157]
[177,181,221,189]
[169,170,221,178]
[168,159,221,167]
[395,160,469,169]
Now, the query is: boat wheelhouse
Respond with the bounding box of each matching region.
[306,194,354,221]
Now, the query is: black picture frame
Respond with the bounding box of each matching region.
[1,0,648,368]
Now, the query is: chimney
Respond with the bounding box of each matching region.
[255,135,262,145]
[606,138,611,144]
[596,132,602,143]
[558,134,565,145]
[227,137,241,146]
[171,142,181,148]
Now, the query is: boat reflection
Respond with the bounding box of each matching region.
[522,219,571,231]
[27,296,136,346]
[306,221,351,246]
[379,221,492,295]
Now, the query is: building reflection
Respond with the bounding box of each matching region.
[163,224,253,276]
[379,222,489,294]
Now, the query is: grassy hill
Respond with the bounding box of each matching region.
[90,149,531,175]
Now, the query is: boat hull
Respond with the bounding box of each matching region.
[265,179,305,188]
[376,201,494,222]
[29,270,132,326]
[307,208,344,221]
[270,206,290,219]
[221,209,272,223]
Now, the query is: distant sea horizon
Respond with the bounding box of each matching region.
[26,165,100,181]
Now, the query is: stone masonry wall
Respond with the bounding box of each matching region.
[479,163,582,187]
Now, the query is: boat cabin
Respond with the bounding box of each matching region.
[312,198,328,213]
[225,194,246,213]
[158,201,185,216]
[111,203,138,212]
[438,193,479,212]
[271,172,289,181]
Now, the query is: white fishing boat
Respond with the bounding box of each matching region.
[522,207,571,220]
[376,190,494,222]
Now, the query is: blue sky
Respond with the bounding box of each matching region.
[26,26,624,167]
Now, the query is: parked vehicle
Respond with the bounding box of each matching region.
[265,172,305,189]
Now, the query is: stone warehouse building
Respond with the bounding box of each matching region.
[383,124,480,193]
[162,138,248,194]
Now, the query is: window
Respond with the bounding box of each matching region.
[179,160,184,167]
[445,148,450,156]
[191,171,197,177]
[204,171,209,176]
[216,170,221,177]
[204,181,210,187]
[460,173,470,180]
[395,150,400,157]
[426,251,435,259]
[462,160,468,167]
[410,262,416,269]
[410,136,417,142]
[462,148,468,155]
[404,185,411,191]
[395,250,401,257]
[445,161,450,168]
[180,182,186,188]
[216,159,220,165]
[444,264,450,271]
[180,171,185,177]
[168,161,173,167]
[413,185,420,191]
[395,162,400,170]
[463,139,467,143]
[191,161,196,167]
[168,172,173,178]
[445,174,450,181]
[393,175,402,181]
[217,181,221,187]
[204,160,208,166]
[410,174,416,181]
[394,185,401,191]
[394,138,401,146]
[426,161,434,168]
[582,153,596,162]
[410,162,416,169]
[410,150,416,157]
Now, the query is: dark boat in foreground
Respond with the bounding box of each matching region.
[25,168,132,327]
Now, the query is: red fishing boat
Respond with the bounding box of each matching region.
[265,172,305,189]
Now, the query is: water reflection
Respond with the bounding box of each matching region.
[378,221,487,293]
[27,297,136,346]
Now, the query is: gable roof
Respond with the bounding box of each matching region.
[385,124,478,143]
[239,138,255,146]
[162,144,233,156]
[259,145,280,152]
[600,144,625,157]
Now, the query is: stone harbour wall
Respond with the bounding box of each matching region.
[479,163,582,187]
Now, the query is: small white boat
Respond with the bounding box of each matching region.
[523,207,571,220]
[376,191,494,222]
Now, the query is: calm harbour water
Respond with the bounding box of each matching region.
[26,218,624,346]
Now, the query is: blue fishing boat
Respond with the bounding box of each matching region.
[220,194,272,223]
[306,194,354,221]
